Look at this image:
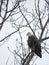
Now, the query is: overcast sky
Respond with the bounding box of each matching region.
[0,0,49,65]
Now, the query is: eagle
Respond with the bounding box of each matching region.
[27,32,42,58]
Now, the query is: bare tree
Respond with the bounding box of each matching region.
[0,0,26,30]
[0,0,49,65]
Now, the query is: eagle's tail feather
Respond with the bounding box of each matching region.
[35,49,42,58]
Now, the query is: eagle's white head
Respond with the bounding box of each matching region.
[26,32,32,37]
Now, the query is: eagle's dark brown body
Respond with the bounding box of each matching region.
[27,35,42,58]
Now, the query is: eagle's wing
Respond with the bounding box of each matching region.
[27,35,35,49]
[27,35,42,58]
[35,41,42,58]
[33,37,42,58]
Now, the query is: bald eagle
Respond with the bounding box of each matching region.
[27,32,42,58]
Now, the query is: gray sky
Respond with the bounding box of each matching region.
[0,0,49,65]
